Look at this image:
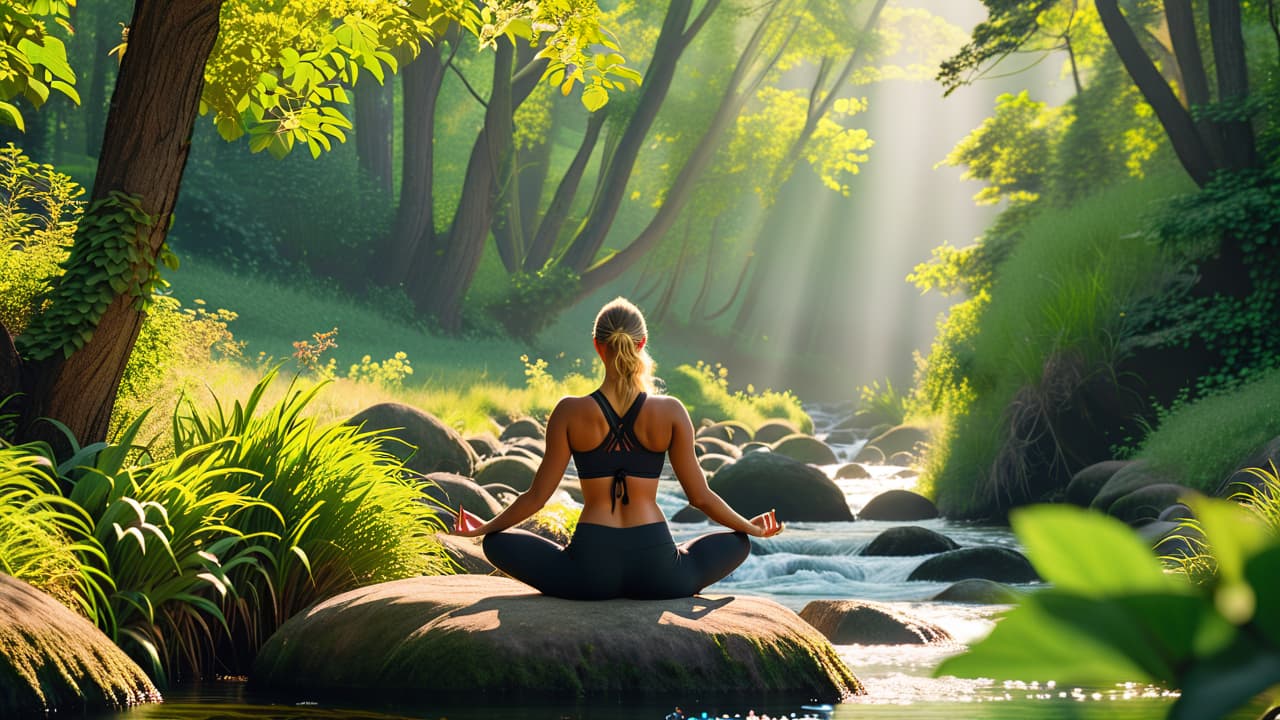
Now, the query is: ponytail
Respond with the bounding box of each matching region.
[593,297,654,404]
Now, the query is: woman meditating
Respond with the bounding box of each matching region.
[451,297,782,600]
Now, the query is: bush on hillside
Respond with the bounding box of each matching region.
[663,361,812,433]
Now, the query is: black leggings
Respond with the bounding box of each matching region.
[482,521,751,600]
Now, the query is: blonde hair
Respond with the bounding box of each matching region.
[593,297,654,405]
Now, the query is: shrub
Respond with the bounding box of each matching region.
[1134,366,1280,493]
[662,361,812,433]
[171,369,450,673]
[917,173,1188,517]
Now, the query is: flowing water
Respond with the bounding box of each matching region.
[94,404,1274,720]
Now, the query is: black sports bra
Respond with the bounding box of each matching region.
[572,390,665,512]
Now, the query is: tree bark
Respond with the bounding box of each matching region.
[1163,0,1226,168]
[355,77,395,192]
[379,41,445,287]
[1096,0,1214,186]
[524,109,605,272]
[574,2,790,297]
[1207,0,1256,171]
[23,0,225,446]
[557,0,706,272]
[411,41,517,331]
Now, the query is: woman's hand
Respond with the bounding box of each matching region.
[749,509,783,538]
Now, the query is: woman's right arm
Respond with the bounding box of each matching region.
[667,399,779,538]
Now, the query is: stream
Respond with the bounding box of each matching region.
[93,404,1272,720]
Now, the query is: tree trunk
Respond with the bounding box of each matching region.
[355,78,395,192]
[524,109,605,271]
[412,41,516,331]
[1207,0,1256,171]
[557,0,704,272]
[1096,0,1215,186]
[574,3,790,297]
[379,41,445,287]
[23,0,225,446]
[1163,0,1226,168]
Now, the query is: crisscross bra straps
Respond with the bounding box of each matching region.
[572,390,665,512]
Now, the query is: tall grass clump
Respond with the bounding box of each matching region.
[1133,366,1280,493]
[0,444,103,617]
[663,361,812,433]
[171,369,450,672]
[918,173,1188,517]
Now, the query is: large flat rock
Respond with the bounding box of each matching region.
[0,574,158,716]
[252,575,861,701]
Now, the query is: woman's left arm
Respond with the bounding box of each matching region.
[453,398,573,537]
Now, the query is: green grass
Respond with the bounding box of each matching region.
[159,256,809,436]
[1135,366,1280,493]
[921,172,1190,516]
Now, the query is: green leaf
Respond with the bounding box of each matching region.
[936,590,1156,684]
[581,84,608,112]
[0,101,25,131]
[1189,497,1271,586]
[1244,546,1280,646]
[1011,504,1178,597]
[1170,641,1280,720]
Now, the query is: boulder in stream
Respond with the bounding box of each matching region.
[754,419,801,444]
[908,547,1039,584]
[799,599,952,645]
[861,526,959,557]
[771,434,839,465]
[858,490,939,521]
[930,579,1022,604]
[475,455,540,493]
[423,472,504,521]
[671,451,854,523]
[251,575,862,700]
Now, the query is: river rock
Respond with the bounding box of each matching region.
[852,445,885,464]
[1066,460,1132,507]
[507,437,546,457]
[835,463,870,480]
[799,600,952,645]
[500,417,545,441]
[252,575,862,699]
[930,579,1021,604]
[475,455,540,493]
[834,409,896,432]
[861,526,959,557]
[860,424,930,461]
[771,434,839,465]
[436,533,495,574]
[696,436,741,458]
[558,481,584,504]
[754,420,800,444]
[0,575,159,716]
[699,454,734,472]
[423,472,505,521]
[349,403,477,476]
[697,421,753,446]
[858,490,939,521]
[825,429,858,446]
[1091,460,1173,512]
[887,452,915,467]
[1108,483,1199,525]
[465,433,503,460]
[671,452,854,523]
[741,442,772,455]
[908,547,1039,584]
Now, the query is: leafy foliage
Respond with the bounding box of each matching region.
[201,0,638,158]
[171,370,449,671]
[940,90,1061,206]
[16,191,170,361]
[0,1,78,132]
[483,265,581,341]
[938,501,1280,720]
[663,360,812,433]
